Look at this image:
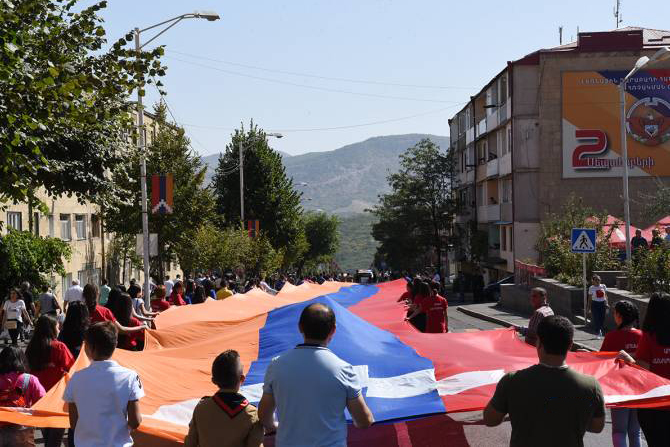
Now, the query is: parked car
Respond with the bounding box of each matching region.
[483,275,514,302]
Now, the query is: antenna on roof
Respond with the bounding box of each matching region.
[614,0,622,29]
[559,26,563,44]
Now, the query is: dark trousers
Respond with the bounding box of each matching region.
[7,320,22,346]
[638,408,670,446]
[410,313,427,332]
[591,301,607,334]
[42,428,65,447]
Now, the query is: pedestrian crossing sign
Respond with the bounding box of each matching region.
[571,228,597,253]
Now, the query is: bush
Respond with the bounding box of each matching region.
[628,247,670,294]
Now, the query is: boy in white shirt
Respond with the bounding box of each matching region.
[587,274,609,339]
[63,321,144,447]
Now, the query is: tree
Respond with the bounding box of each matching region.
[369,138,458,271]
[212,124,304,260]
[104,102,215,279]
[0,0,166,204]
[0,230,71,294]
[298,211,339,272]
[640,178,670,219]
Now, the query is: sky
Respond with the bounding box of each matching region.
[93,0,670,157]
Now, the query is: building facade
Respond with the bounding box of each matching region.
[449,27,670,282]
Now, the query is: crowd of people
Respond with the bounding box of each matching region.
[1,271,670,446]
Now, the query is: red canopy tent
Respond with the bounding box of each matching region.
[597,215,640,249]
[642,215,670,240]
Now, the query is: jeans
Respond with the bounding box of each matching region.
[591,300,607,334]
[611,408,641,447]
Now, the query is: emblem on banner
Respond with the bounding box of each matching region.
[626,97,670,146]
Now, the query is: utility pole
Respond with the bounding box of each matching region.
[614,0,622,29]
[559,26,563,45]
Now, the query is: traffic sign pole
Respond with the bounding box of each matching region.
[583,253,588,323]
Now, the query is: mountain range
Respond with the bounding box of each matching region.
[202,133,450,216]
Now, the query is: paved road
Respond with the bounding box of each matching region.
[444,302,646,447]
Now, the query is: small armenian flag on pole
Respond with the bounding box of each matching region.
[151,174,174,214]
[247,220,260,238]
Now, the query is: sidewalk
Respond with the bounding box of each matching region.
[455,302,604,351]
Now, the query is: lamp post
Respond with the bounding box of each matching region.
[239,133,283,222]
[135,11,220,308]
[619,46,670,266]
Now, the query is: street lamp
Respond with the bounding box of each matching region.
[240,133,284,222]
[135,12,220,308]
[619,46,670,265]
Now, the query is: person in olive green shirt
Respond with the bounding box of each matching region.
[483,315,605,447]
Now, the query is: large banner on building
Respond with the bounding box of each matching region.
[562,70,670,178]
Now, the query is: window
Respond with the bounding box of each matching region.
[33,212,39,235]
[465,106,471,128]
[476,184,484,206]
[501,226,507,251]
[75,214,87,240]
[78,270,87,286]
[477,140,488,165]
[48,215,54,237]
[502,178,513,203]
[62,273,72,298]
[91,214,101,238]
[499,75,508,104]
[60,214,71,241]
[509,226,513,250]
[507,126,513,154]
[500,129,508,156]
[6,212,22,231]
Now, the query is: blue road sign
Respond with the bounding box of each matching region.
[571,228,597,253]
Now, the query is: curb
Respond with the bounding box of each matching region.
[456,306,596,352]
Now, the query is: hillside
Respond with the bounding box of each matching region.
[335,213,379,272]
[202,133,450,215]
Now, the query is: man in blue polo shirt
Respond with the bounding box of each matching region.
[258,303,374,446]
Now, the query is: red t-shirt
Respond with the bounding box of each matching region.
[89,305,116,324]
[119,317,144,351]
[600,328,642,354]
[151,299,171,312]
[420,294,448,333]
[169,292,186,306]
[635,332,670,379]
[31,340,75,391]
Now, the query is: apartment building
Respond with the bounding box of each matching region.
[0,109,181,300]
[449,27,670,282]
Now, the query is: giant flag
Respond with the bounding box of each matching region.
[1,280,669,446]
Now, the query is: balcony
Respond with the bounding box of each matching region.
[465,169,475,184]
[501,248,514,272]
[477,204,501,223]
[476,119,486,137]
[486,158,499,178]
[476,163,487,182]
[486,109,499,131]
[499,152,512,176]
[466,126,475,145]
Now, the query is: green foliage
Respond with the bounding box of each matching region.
[0,230,71,295]
[104,102,215,278]
[302,212,339,265]
[335,214,379,271]
[628,246,670,294]
[369,138,457,271]
[640,178,670,220]
[0,0,167,204]
[180,223,282,276]
[212,123,304,257]
[536,195,621,286]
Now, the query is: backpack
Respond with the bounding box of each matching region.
[0,374,31,409]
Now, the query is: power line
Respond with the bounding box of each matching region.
[167,49,475,91]
[180,102,466,133]
[164,56,463,104]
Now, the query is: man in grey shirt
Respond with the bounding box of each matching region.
[258,303,374,446]
[37,284,61,316]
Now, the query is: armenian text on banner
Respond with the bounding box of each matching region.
[151,174,174,214]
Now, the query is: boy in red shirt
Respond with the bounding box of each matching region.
[406,281,448,333]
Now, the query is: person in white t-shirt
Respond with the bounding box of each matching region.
[63,280,84,312]
[587,274,609,339]
[163,275,174,297]
[64,321,144,447]
[1,288,33,345]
